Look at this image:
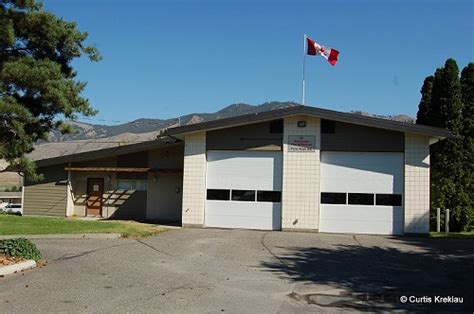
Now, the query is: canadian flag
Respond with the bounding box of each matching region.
[306,36,339,66]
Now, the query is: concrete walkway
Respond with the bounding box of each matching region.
[0,233,122,240]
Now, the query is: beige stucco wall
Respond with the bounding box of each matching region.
[181,132,207,227]
[147,174,183,221]
[404,134,431,233]
[146,145,184,221]
[70,171,118,218]
[281,116,321,231]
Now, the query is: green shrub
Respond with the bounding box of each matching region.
[0,238,42,261]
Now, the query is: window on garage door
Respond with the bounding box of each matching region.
[376,194,402,206]
[348,193,374,205]
[257,191,281,202]
[231,190,256,202]
[321,192,346,204]
[207,189,230,201]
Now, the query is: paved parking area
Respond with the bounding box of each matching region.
[1,229,473,313]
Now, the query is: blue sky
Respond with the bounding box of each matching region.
[44,0,473,124]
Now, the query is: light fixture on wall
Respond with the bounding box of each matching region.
[175,187,180,194]
[153,176,157,183]
[297,121,307,128]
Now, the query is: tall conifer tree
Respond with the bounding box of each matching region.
[417,59,472,231]
[0,0,100,179]
[460,63,474,229]
[416,76,434,125]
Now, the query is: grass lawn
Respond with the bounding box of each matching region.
[429,231,474,239]
[0,214,167,238]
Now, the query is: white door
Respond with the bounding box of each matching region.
[205,150,282,230]
[320,152,404,235]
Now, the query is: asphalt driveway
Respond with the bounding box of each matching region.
[1,229,473,313]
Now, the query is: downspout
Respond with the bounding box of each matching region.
[66,162,72,217]
[20,172,25,213]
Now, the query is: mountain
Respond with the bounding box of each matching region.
[350,111,416,123]
[45,102,299,142]
[29,102,415,161]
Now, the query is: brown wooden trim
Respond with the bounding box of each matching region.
[64,167,183,174]
[149,168,183,174]
[65,167,150,173]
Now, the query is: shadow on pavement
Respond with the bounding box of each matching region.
[260,236,473,311]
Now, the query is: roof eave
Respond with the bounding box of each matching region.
[165,105,453,139]
[34,138,182,168]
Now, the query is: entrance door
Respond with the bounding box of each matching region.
[87,178,104,217]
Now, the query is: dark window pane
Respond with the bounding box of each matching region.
[321,119,335,134]
[321,192,346,204]
[348,193,374,205]
[232,190,255,202]
[257,191,281,202]
[269,120,284,134]
[207,189,230,201]
[376,194,402,206]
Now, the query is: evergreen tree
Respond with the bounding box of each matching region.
[429,59,463,132]
[0,0,100,179]
[417,59,472,231]
[416,76,434,125]
[460,63,474,229]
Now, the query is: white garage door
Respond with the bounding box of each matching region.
[205,150,282,230]
[320,152,404,235]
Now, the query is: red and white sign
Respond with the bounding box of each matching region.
[288,135,316,152]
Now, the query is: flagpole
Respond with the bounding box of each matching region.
[302,34,307,106]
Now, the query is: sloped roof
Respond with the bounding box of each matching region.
[34,105,452,167]
[166,105,452,138]
[35,138,180,167]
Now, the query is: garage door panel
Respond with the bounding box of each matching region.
[207,151,282,190]
[206,201,281,230]
[320,205,403,235]
[320,152,404,235]
[321,152,403,194]
[323,178,401,194]
[206,151,282,230]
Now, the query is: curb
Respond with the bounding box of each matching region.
[0,260,36,276]
[0,233,122,240]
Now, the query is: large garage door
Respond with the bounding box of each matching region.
[320,152,404,235]
[205,150,282,230]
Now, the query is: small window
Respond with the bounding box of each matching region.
[257,191,281,202]
[321,192,346,204]
[321,119,335,134]
[231,190,255,202]
[348,193,374,205]
[269,120,284,134]
[376,194,402,206]
[207,189,230,201]
[117,180,147,191]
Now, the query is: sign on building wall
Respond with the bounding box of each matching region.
[288,135,316,152]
